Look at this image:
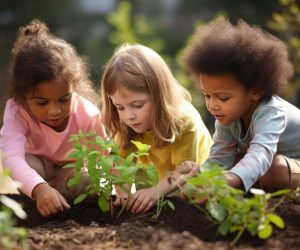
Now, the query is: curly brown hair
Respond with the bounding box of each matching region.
[182,17,294,100]
[8,19,99,106]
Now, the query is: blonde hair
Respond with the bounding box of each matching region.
[101,43,191,148]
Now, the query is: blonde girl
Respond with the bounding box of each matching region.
[101,43,212,213]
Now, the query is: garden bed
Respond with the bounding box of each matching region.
[7,194,300,250]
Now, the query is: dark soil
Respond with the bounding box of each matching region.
[6,194,300,250]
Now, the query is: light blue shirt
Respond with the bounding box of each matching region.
[205,96,300,192]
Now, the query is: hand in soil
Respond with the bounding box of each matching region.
[32,183,70,217]
[125,187,159,213]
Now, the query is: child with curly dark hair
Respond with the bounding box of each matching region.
[180,17,300,193]
[0,19,106,217]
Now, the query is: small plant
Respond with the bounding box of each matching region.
[0,170,28,249]
[66,130,160,216]
[152,195,175,219]
[182,162,289,246]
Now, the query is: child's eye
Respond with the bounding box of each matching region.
[219,97,229,101]
[204,94,210,99]
[134,104,143,109]
[35,101,48,106]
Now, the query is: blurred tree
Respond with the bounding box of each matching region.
[267,0,300,105]
[106,1,164,52]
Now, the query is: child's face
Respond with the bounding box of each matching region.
[26,77,73,132]
[199,73,261,127]
[109,87,153,133]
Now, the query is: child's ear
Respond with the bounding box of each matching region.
[251,87,264,101]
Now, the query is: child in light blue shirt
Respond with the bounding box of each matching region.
[180,17,300,193]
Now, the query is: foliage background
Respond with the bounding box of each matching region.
[1,0,300,132]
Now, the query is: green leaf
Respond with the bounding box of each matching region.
[258,224,273,239]
[206,202,227,221]
[88,150,101,157]
[131,140,150,153]
[146,166,159,185]
[67,151,80,159]
[119,166,138,179]
[63,163,75,169]
[167,200,175,210]
[101,158,114,172]
[67,174,81,187]
[98,195,109,212]
[267,213,285,229]
[124,153,136,166]
[73,193,87,204]
[74,143,83,150]
[218,221,230,236]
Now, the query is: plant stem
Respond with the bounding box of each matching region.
[230,228,245,247]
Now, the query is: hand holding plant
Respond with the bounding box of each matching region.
[66,131,160,216]
[125,186,160,213]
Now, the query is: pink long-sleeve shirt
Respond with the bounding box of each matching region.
[0,92,106,198]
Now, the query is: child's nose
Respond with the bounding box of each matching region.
[209,100,220,112]
[48,103,62,116]
[126,110,136,120]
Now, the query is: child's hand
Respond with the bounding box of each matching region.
[176,160,200,177]
[32,183,70,217]
[126,187,159,213]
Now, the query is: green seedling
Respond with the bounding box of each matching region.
[152,195,175,219]
[183,162,289,246]
[0,171,28,250]
[67,130,160,216]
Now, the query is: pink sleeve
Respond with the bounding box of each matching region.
[0,101,45,198]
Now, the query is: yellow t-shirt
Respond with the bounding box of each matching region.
[117,103,212,179]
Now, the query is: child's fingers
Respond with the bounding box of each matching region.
[125,196,136,211]
[37,204,50,217]
[133,197,150,213]
[57,192,70,209]
[176,161,199,174]
[139,200,154,213]
[187,166,200,177]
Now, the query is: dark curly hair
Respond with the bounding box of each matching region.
[8,19,99,106]
[182,17,294,100]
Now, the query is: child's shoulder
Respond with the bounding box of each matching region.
[4,98,23,115]
[259,96,299,113]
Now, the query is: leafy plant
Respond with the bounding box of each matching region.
[0,170,28,249]
[66,130,160,216]
[182,162,289,246]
